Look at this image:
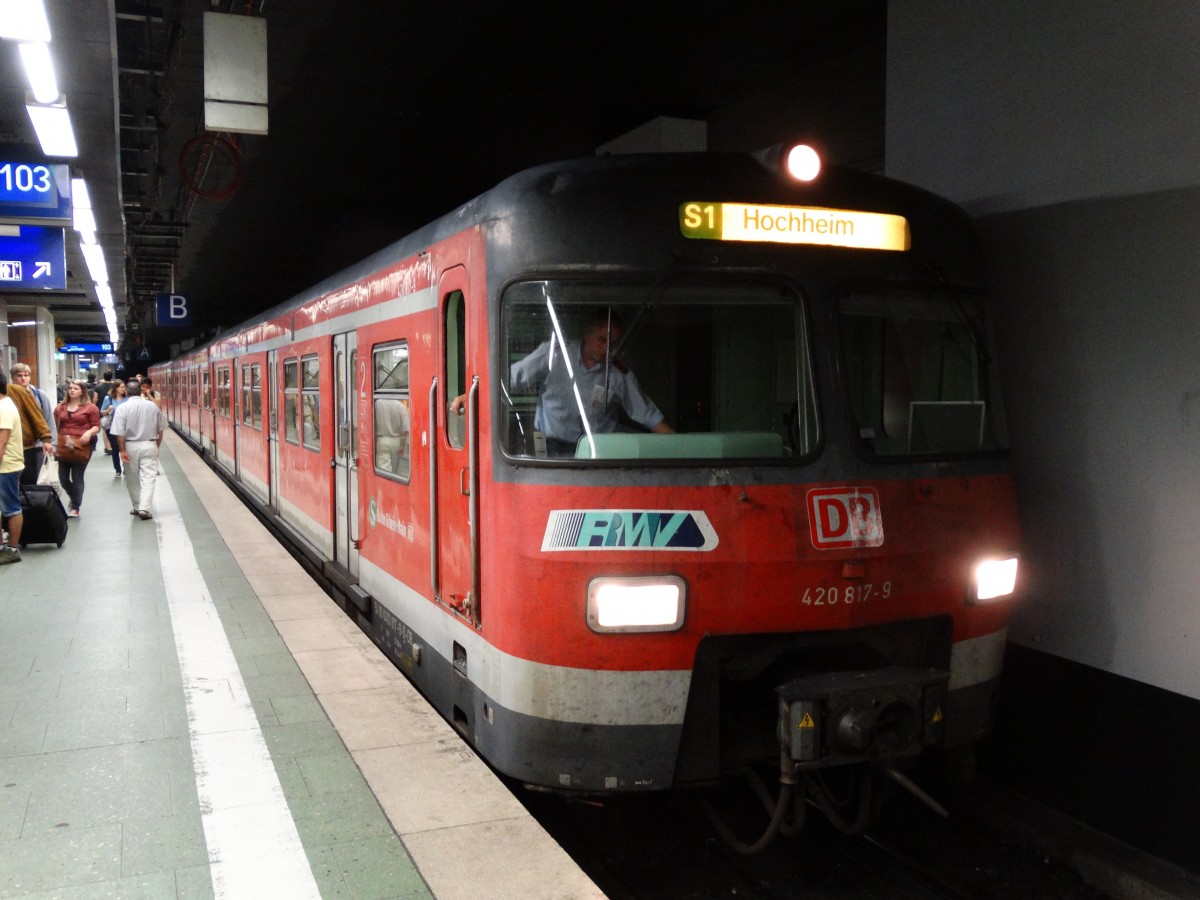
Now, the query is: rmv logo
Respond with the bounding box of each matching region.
[542,510,718,552]
[807,487,884,549]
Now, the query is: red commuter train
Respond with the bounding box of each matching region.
[153,144,1020,838]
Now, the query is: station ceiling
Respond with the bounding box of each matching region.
[0,0,885,362]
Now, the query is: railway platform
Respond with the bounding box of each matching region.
[0,432,603,899]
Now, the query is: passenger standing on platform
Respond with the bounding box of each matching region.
[53,380,101,519]
[99,382,129,477]
[140,375,163,408]
[110,378,167,520]
[92,370,115,453]
[5,366,53,485]
[12,363,57,444]
[0,367,26,564]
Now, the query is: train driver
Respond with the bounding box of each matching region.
[507,311,674,456]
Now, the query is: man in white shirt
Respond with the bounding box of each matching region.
[508,313,674,455]
[109,379,167,520]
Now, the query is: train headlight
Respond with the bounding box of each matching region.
[587,576,686,633]
[972,556,1018,602]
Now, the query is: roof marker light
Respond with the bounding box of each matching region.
[785,144,821,182]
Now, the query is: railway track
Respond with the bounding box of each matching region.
[518,780,1114,899]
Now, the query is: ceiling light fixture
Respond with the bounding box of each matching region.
[0,0,51,42]
[25,99,77,157]
[81,242,108,285]
[18,41,57,102]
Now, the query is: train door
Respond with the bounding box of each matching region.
[433,266,479,626]
[332,332,360,575]
[268,349,280,509]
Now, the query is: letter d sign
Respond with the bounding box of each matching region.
[155,292,193,327]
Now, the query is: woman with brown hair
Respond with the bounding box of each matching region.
[53,380,101,518]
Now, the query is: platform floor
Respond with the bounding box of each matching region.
[0,433,603,899]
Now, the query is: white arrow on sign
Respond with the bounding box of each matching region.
[33,261,51,278]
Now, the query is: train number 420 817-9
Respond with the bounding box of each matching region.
[801,582,893,606]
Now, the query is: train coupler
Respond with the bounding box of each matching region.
[776,666,949,768]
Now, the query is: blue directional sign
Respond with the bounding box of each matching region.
[0,162,72,225]
[0,225,66,291]
[61,343,114,353]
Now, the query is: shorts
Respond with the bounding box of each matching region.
[0,471,21,517]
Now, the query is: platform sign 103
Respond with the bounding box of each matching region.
[0,162,72,225]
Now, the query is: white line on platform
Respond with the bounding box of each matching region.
[154,468,321,898]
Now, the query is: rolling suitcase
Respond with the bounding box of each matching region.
[18,484,68,548]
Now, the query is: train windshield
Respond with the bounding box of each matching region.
[839,289,1009,457]
[500,279,816,462]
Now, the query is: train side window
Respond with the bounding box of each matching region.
[444,289,466,449]
[283,358,300,444]
[217,366,231,418]
[301,354,320,451]
[240,364,263,429]
[373,342,410,481]
[240,365,251,425]
[250,364,262,428]
[201,368,211,409]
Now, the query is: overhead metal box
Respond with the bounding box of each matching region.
[203,13,268,135]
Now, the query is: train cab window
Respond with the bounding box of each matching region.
[499,279,816,462]
[283,359,300,444]
[839,290,1009,457]
[373,342,411,481]
[444,289,467,449]
[301,355,320,451]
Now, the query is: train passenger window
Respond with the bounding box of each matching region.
[250,364,262,428]
[201,368,211,409]
[240,364,263,429]
[217,367,231,417]
[499,279,815,462]
[240,365,251,425]
[284,359,299,444]
[373,342,410,481]
[839,290,1009,457]
[301,355,320,451]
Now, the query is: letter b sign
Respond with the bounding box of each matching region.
[155,292,193,327]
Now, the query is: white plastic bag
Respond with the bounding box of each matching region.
[37,454,62,494]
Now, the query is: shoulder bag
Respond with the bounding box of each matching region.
[56,433,93,464]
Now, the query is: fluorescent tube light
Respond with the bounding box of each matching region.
[71,177,91,209]
[0,0,51,42]
[25,100,77,157]
[80,242,108,284]
[18,42,57,103]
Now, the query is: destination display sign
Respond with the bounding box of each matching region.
[679,202,910,252]
[0,225,66,290]
[61,343,114,354]
[0,161,72,225]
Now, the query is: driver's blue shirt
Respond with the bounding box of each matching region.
[509,336,665,446]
